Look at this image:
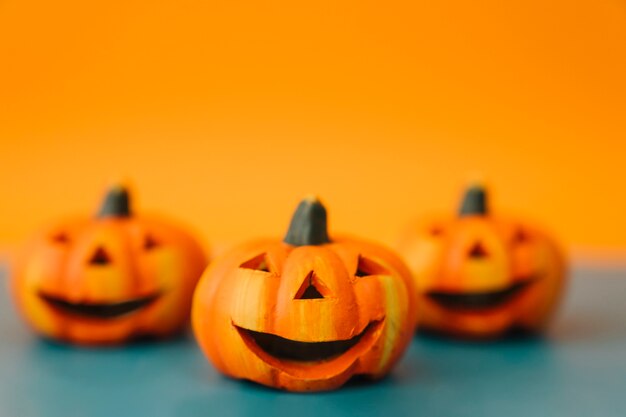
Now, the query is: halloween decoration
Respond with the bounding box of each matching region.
[192,197,417,392]
[397,183,566,338]
[11,185,207,345]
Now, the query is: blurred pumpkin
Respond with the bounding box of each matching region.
[397,184,566,338]
[11,185,207,345]
[192,197,417,391]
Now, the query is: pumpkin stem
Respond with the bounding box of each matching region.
[284,196,331,246]
[459,184,488,216]
[97,185,132,218]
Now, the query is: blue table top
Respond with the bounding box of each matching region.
[1,265,625,417]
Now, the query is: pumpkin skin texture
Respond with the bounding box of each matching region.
[397,185,566,339]
[192,197,417,392]
[11,186,208,345]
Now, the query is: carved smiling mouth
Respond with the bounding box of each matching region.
[236,320,384,363]
[38,292,160,319]
[426,279,535,312]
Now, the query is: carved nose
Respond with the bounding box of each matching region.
[294,271,327,300]
[89,246,112,266]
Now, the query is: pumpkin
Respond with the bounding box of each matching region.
[11,185,208,345]
[397,184,566,338]
[192,197,417,392]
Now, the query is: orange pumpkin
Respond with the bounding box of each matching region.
[397,184,566,338]
[192,197,417,392]
[11,185,208,345]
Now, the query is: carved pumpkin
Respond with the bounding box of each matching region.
[11,185,207,345]
[397,184,566,338]
[192,197,417,392]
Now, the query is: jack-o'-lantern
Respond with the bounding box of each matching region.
[397,184,566,338]
[11,185,208,345]
[192,197,417,391]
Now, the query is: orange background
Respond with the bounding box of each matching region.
[1,0,625,259]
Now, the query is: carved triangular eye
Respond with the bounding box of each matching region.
[144,234,160,250]
[239,253,270,272]
[355,256,389,277]
[468,242,489,258]
[429,226,444,237]
[51,233,70,244]
[89,247,111,265]
[294,271,327,300]
[512,229,530,244]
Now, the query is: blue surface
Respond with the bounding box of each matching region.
[2,266,626,417]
